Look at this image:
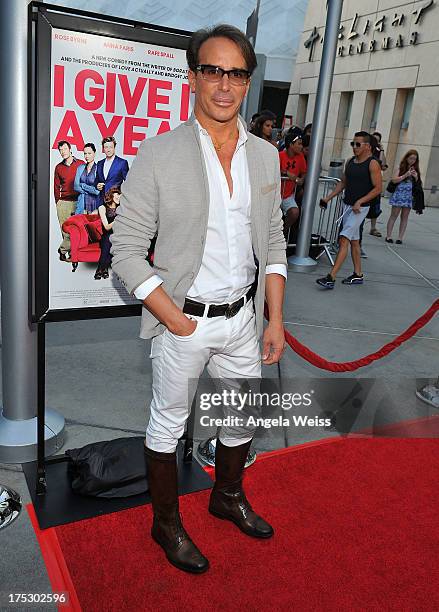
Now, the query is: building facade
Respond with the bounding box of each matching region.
[286,0,439,207]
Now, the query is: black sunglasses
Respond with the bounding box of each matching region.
[350,141,366,148]
[196,64,250,86]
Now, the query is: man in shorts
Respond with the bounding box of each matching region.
[279,129,307,240]
[316,132,382,289]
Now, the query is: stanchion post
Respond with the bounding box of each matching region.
[36,322,47,495]
[0,0,65,463]
[289,0,344,272]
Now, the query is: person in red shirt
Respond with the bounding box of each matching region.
[53,140,84,261]
[278,130,307,239]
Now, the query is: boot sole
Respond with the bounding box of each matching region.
[209,508,274,539]
[151,532,209,574]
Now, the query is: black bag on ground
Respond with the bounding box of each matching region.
[66,436,148,498]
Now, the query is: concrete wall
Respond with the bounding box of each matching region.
[287,0,439,206]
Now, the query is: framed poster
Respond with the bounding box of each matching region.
[31,2,193,321]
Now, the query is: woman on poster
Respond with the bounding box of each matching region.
[94,187,121,280]
[74,143,100,214]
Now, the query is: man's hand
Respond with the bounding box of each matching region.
[167,314,197,337]
[97,182,105,191]
[352,201,362,214]
[262,321,286,365]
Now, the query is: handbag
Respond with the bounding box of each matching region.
[386,180,397,193]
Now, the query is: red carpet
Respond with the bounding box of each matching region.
[29,438,439,611]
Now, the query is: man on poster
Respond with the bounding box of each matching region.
[53,140,84,261]
[111,24,287,574]
[95,136,129,203]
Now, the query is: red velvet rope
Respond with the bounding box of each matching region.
[265,299,439,372]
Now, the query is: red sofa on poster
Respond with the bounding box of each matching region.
[62,214,103,272]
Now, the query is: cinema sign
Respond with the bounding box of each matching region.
[304,0,435,61]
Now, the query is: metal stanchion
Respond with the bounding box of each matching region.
[0,0,65,464]
[289,0,344,272]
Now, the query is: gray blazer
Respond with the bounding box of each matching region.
[111,114,286,340]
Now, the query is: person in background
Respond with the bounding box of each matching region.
[248,112,260,131]
[364,133,383,239]
[372,132,388,171]
[260,109,277,126]
[74,142,100,215]
[279,128,306,238]
[95,186,121,280]
[250,115,278,148]
[53,140,84,261]
[294,132,310,206]
[386,149,423,244]
[316,132,382,289]
[303,123,312,138]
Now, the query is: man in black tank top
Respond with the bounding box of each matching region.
[316,131,382,289]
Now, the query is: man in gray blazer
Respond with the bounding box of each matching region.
[111,24,287,574]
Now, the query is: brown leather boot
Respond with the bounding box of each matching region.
[209,439,274,538]
[144,445,209,573]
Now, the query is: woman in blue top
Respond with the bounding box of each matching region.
[74,142,100,214]
[386,149,420,244]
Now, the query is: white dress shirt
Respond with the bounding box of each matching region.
[103,156,115,180]
[134,118,287,302]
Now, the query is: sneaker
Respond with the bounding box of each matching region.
[415,385,439,409]
[360,248,368,258]
[342,272,364,285]
[316,274,335,289]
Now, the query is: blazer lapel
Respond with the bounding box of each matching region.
[246,135,262,259]
[184,116,210,227]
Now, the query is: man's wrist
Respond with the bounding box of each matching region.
[267,314,284,325]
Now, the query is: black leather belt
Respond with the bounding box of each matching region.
[183,283,257,319]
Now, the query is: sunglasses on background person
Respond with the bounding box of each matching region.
[196,64,251,86]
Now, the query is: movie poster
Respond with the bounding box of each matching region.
[49,28,192,311]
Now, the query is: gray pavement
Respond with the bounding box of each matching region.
[0,199,438,605]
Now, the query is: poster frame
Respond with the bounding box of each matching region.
[30,1,192,322]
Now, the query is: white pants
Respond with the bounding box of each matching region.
[146,297,261,453]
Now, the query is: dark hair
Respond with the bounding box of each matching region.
[251,113,260,122]
[186,24,257,74]
[302,134,310,148]
[104,186,121,206]
[260,109,277,122]
[369,133,380,159]
[57,140,71,150]
[304,123,312,135]
[354,131,371,144]
[399,149,421,179]
[285,130,303,149]
[250,115,274,138]
[102,136,116,146]
[372,131,382,142]
[83,142,96,152]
